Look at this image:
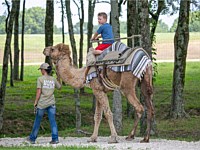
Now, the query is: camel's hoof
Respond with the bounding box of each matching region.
[125,135,134,141]
[87,137,97,143]
[108,136,118,144]
[140,138,149,143]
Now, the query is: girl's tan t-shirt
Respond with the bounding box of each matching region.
[37,75,61,109]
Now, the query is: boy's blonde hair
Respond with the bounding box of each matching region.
[98,12,107,20]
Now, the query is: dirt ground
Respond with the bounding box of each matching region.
[155,41,200,60]
[0,136,200,150]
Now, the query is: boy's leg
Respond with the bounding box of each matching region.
[29,108,45,142]
[47,105,59,142]
[92,49,103,55]
[86,47,96,66]
[93,43,112,55]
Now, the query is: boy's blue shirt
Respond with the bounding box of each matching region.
[97,23,114,44]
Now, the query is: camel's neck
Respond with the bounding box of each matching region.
[56,56,86,88]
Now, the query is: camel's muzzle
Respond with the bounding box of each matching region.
[43,48,50,56]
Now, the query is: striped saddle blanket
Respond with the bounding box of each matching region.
[86,41,152,83]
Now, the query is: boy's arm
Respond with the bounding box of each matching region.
[96,35,102,39]
[91,32,99,40]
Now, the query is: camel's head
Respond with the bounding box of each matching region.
[43,43,71,60]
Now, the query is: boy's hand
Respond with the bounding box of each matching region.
[90,37,95,41]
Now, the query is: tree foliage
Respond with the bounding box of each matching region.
[0,16,6,34]
[0,6,61,34]
[155,20,169,33]
[170,11,200,32]
[189,11,200,31]
[22,7,45,34]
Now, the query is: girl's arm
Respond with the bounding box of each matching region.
[34,88,41,107]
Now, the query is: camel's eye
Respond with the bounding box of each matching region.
[51,48,54,51]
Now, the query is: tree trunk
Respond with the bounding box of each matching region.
[127,0,139,118]
[61,0,65,43]
[112,89,122,134]
[65,0,78,66]
[20,0,25,81]
[45,0,54,65]
[5,0,14,87]
[0,0,16,130]
[127,0,139,47]
[111,0,120,39]
[9,50,14,87]
[87,0,96,111]
[78,0,84,68]
[14,0,20,80]
[87,0,96,52]
[137,0,157,136]
[170,0,190,119]
[73,0,84,94]
[111,0,122,134]
[74,88,81,131]
[138,0,151,57]
[65,0,80,132]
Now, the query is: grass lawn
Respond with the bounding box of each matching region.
[0,61,200,142]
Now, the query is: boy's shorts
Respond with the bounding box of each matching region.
[95,44,112,51]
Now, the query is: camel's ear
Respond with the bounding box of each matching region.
[62,44,71,56]
[57,43,64,51]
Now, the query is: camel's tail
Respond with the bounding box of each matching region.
[146,65,153,95]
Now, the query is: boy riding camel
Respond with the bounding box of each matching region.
[91,12,114,55]
[85,12,114,83]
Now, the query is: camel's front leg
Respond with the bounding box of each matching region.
[87,100,103,142]
[97,91,118,143]
[102,98,118,144]
[88,87,118,143]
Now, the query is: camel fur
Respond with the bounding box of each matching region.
[43,43,154,143]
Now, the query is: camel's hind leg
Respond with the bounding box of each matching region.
[88,79,118,143]
[120,72,144,141]
[140,65,154,143]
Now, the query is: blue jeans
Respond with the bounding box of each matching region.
[29,105,58,142]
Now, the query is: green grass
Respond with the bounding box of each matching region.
[0,62,200,142]
[154,62,200,110]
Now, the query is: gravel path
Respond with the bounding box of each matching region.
[0,136,200,150]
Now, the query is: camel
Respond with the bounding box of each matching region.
[43,43,154,143]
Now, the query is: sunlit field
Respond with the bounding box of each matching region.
[0,32,199,64]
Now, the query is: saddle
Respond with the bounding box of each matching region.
[85,42,151,89]
[85,42,137,86]
[86,41,136,67]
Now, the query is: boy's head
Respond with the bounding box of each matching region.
[98,12,107,24]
